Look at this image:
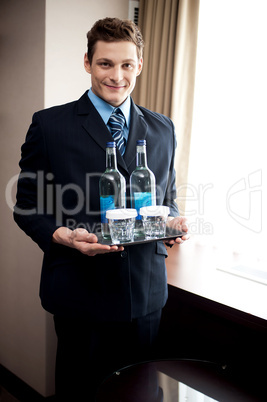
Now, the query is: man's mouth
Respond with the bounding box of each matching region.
[105,84,125,90]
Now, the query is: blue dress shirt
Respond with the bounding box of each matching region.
[88,88,131,144]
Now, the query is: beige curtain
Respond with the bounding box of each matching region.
[133,0,200,214]
[133,0,179,116]
[172,0,200,214]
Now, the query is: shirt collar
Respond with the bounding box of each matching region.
[88,88,131,127]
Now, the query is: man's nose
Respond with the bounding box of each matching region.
[110,66,123,82]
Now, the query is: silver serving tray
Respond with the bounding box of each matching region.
[97,228,187,247]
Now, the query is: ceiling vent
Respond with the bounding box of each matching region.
[128,0,140,25]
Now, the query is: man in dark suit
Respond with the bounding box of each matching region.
[14,18,188,401]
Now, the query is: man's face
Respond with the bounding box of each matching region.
[84,40,143,107]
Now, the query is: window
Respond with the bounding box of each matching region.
[186,0,267,271]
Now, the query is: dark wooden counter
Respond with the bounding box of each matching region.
[157,237,267,400]
[166,237,267,321]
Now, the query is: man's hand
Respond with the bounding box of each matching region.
[52,227,124,257]
[165,216,190,245]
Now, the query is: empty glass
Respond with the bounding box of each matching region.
[140,206,170,238]
[106,209,137,244]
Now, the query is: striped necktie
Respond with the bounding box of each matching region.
[108,108,126,155]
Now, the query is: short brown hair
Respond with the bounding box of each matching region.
[86,17,144,64]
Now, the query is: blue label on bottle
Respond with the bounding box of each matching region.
[134,192,153,220]
[100,196,115,223]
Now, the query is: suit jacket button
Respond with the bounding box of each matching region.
[121,251,127,258]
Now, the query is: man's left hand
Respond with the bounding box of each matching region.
[165,216,190,245]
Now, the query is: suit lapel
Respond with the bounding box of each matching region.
[77,92,147,176]
[78,92,111,154]
[123,100,148,174]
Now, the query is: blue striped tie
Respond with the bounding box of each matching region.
[108,108,126,155]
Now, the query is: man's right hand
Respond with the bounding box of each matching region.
[52,227,123,257]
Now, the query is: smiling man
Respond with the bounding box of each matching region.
[84,40,143,107]
[14,17,188,401]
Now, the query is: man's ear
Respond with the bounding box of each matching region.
[136,57,143,76]
[84,53,91,74]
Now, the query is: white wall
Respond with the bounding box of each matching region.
[0,0,128,397]
[0,0,51,396]
[45,0,129,107]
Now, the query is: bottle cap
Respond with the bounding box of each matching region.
[106,208,137,220]
[106,142,116,148]
[136,140,146,146]
[140,205,170,217]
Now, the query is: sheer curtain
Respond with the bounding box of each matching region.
[133,0,200,214]
[187,0,267,266]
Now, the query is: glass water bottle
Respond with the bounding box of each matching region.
[130,140,156,234]
[99,142,126,239]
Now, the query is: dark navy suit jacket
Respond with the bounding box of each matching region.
[14,91,179,321]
